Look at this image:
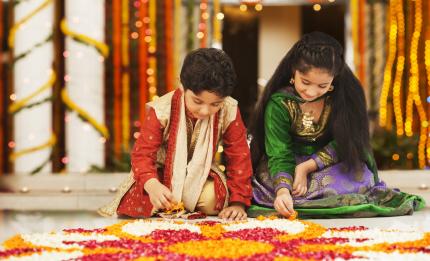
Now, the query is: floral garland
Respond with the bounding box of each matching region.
[60,19,109,58]
[8,0,52,49]
[2,218,430,260]
[61,89,109,139]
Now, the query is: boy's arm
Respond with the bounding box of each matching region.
[222,108,253,207]
[131,107,163,191]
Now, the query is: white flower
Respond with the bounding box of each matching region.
[223,219,306,235]
[122,220,201,236]
[323,229,425,247]
[21,232,118,249]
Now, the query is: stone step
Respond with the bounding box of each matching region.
[0,171,429,211]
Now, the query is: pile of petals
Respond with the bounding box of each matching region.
[1,216,430,260]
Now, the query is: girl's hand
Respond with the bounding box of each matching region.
[144,178,176,210]
[292,159,317,197]
[219,202,247,221]
[292,171,308,197]
[274,188,295,217]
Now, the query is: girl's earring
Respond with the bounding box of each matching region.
[328,85,334,91]
[290,78,295,85]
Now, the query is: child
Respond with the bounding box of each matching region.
[248,32,424,218]
[99,48,252,221]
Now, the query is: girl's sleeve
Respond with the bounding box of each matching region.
[131,107,163,190]
[310,140,339,170]
[310,140,379,183]
[265,98,295,193]
[222,108,253,206]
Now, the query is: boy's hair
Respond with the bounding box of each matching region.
[180,48,236,97]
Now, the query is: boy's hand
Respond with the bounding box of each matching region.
[274,188,295,217]
[218,202,247,221]
[292,159,317,197]
[144,178,176,210]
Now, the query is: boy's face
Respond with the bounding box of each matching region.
[183,89,225,120]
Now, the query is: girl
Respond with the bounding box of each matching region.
[249,32,424,218]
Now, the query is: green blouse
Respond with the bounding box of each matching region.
[264,89,378,192]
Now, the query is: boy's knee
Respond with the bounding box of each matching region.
[196,179,220,215]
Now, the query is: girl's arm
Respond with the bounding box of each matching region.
[131,107,163,193]
[222,108,253,207]
[310,140,339,170]
[310,140,379,183]
[265,97,296,193]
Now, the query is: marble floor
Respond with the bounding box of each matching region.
[1,207,430,246]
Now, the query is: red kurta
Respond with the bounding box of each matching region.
[117,90,252,217]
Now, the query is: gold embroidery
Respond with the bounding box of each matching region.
[97,172,135,217]
[340,179,355,192]
[354,169,364,182]
[189,121,201,160]
[274,176,292,188]
[308,179,319,193]
[282,97,332,142]
[321,175,334,187]
[210,163,230,209]
[186,117,194,155]
[317,150,335,167]
[302,111,315,132]
[358,185,368,194]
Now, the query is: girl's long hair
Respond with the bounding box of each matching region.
[250,32,370,171]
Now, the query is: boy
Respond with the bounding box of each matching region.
[99,48,252,220]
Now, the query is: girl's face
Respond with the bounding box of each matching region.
[183,88,224,120]
[293,68,334,101]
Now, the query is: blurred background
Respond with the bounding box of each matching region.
[0,0,429,175]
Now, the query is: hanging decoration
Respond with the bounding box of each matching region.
[165,0,174,91]
[60,19,109,58]
[392,0,405,137]
[61,89,109,139]
[112,0,122,159]
[0,0,4,174]
[198,0,208,48]
[138,0,149,124]
[404,0,427,168]
[8,70,56,114]
[8,0,52,49]
[425,0,430,162]
[174,0,181,87]
[377,0,429,168]
[379,0,397,130]
[212,0,222,48]
[9,134,56,162]
[350,0,366,85]
[186,0,195,52]
[148,0,158,101]
[7,0,57,173]
[12,34,53,64]
[121,0,130,152]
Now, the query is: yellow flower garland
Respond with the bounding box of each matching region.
[60,19,109,58]
[61,88,109,139]
[8,71,56,114]
[9,134,57,162]
[8,0,53,48]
